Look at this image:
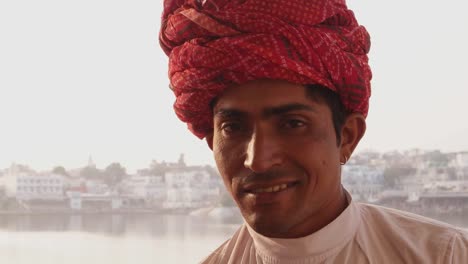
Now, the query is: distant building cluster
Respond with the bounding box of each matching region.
[16,174,65,200]
[0,154,223,212]
[342,150,468,213]
[1,150,468,214]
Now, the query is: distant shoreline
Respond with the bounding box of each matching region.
[1,206,467,217]
[0,209,194,216]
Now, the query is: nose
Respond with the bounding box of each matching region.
[244,127,284,173]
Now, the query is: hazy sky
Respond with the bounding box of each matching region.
[1,0,467,172]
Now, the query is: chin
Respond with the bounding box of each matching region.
[246,213,292,238]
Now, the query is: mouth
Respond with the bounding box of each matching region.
[241,181,299,206]
[245,182,298,194]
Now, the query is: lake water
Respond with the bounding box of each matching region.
[0,214,241,263]
[0,212,466,264]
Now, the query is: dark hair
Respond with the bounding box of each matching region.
[305,84,348,145]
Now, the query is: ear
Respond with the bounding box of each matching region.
[339,113,366,161]
[205,132,214,151]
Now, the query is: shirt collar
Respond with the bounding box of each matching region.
[245,191,360,258]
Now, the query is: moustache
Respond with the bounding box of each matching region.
[240,168,296,185]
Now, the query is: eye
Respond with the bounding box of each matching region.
[220,122,243,135]
[283,119,306,129]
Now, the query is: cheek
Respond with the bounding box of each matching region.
[288,137,340,182]
[213,138,244,188]
[214,134,246,165]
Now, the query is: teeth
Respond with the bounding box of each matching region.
[252,183,289,193]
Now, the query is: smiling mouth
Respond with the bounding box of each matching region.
[246,182,298,194]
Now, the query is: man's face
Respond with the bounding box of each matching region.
[208,79,350,238]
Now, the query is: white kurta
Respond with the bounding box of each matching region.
[201,198,468,263]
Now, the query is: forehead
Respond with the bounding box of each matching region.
[213,80,327,114]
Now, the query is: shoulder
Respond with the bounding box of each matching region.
[358,202,460,232]
[355,202,468,263]
[448,227,468,262]
[200,224,254,264]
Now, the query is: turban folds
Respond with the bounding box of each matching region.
[160,0,372,139]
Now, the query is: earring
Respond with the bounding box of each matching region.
[340,155,348,166]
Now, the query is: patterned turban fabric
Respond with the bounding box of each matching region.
[160,0,372,139]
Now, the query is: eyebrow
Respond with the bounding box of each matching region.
[214,103,316,119]
[214,109,247,119]
[263,103,316,118]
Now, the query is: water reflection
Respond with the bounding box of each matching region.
[0,213,465,264]
[0,212,465,235]
[0,214,242,264]
[0,213,243,237]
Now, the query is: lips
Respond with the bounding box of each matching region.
[251,183,288,193]
[241,181,299,206]
[243,181,299,194]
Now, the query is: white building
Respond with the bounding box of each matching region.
[342,164,385,201]
[163,169,220,209]
[452,152,468,167]
[121,175,165,200]
[342,164,384,185]
[16,174,65,200]
[2,164,33,197]
[450,152,468,181]
[85,180,110,195]
[165,187,204,209]
[66,191,122,210]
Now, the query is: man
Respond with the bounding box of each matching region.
[160,0,468,263]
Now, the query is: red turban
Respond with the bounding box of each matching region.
[160,0,372,139]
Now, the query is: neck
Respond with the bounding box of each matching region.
[285,186,349,238]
